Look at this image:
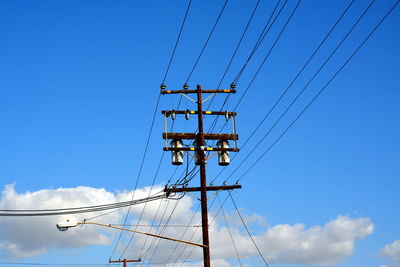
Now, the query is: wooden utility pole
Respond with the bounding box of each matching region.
[196,84,211,266]
[109,258,141,267]
[161,84,241,267]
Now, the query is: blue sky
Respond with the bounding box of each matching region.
[0,0,399,266]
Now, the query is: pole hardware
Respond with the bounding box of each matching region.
[160,84,240,267]
[109,258,142,267]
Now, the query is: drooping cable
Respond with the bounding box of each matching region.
[236,0,399,182]
[185,0,230,83]
[173,192,228,266]
[217,194,242,266]
[0,193,167,217]
[232,0,302,112]
[228,191,269,266]
[205,0,262,110]
[226,0,377,182]
[233,0,286,84]
[118,154,166,258]
[163,204,201,265]
[206,0,301,146]
[162,0,193,84]
[205,0,285,134]
[211,0,356,184]
[114,0,195,257]
[109,92,162,260]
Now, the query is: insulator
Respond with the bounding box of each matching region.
[183,83,189,90]
[230,82,236,89]
[160,83,166,90]
[185,109,190,120]
[225,110,230,121]
[193,140,205,165]
[171,110,176,120]
[171,139,184,165]
[217,140,230,166]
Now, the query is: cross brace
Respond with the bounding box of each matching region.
[164,185,241,193]
[163,133,238,141]
[109,259,141,267]
[161,89,236,94]
[162,110,237,116]
[163,147,239,152]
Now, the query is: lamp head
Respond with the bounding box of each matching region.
[56,220,79,231]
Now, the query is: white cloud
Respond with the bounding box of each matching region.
[0,183,169,258]
[380,240,400,267]
[252,215,373,265]
[0,184,374,266]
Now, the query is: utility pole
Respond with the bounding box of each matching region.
[161,84,241,267]
[109,258,141,267]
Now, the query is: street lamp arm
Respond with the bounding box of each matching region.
[78,221,206,248]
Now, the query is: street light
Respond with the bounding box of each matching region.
[56,220,206,248]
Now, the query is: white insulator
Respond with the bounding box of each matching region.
[171,110,176,120]
[171,139,184,165]
[217,140,230,166]
[225,110,230,121]
[193,140,205,165]
[185,109,190,120]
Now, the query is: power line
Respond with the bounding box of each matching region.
[141,1,264,255]
[163,204,201,265]
[0,194,166,216]
[236,0,400,182]
[227,0,377,182]
[119,154,166,258]
[185,0,230,83]
[205,0,262,110]
[0,262,109,266]
[217,194,242,266]
[232,0,302,112]
[206,0,301,148]
[228,191,269,267]
[211,0,356,184]
[173,192,229,266]
[233,0,286,84]
[162,0,193,84]
[111,0,195,258]
[109,83,162,260]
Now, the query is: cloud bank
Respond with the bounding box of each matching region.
[380,240,400,267]
[0,184,374,266]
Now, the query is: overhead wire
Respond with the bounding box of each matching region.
[145,1,398,265]
[118,154,166,258]
[141,1,300,262]
[162,0,193,84]
[172,192,230,267]
[205,0,262,110]
[233,0,286,84]
[138,0,246,260]
[108,89,161,259]
[180,3,400,265]
[0,194,167,217]
[211,0,356,183]
[225,0,377,182]
[185,0,230,84]
[205,0,286,133]
[206,0,301,151]
[232,0,302,112]
[236,0,400,182]
[216,194,242,266]
[163,204,201,265]
[228,191,269,266]
[114,0,195,259]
